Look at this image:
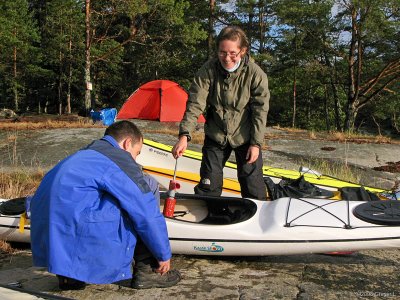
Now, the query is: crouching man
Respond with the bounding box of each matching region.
[30,120,180,290]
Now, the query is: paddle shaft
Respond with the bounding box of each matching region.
[163,158,179,217]
[172,158,178,182]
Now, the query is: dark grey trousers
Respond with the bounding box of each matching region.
[194,137,266,200]
[134,238,158,269]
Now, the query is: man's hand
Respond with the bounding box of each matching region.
[172,136,188,159]
[246,145,260,164]
[155,259,171,275]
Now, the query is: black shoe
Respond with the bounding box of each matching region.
[131,269,181,289]
[57,275,86,290]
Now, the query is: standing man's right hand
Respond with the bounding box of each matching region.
[172,136,188,158]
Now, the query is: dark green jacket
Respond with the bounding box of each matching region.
[179,55,270,148]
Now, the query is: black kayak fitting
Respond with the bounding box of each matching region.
[0,197,26,215]
[353,200,400,225]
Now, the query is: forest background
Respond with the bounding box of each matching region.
[0,0,399,134]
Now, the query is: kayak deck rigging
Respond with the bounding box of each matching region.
[161,192,400,230]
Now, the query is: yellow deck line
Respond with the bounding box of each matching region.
[143,166,241,195]
[143,166,346,200]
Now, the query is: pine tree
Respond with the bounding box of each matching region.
[0,0,40,112]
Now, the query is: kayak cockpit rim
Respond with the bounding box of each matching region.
[160,192,258,225]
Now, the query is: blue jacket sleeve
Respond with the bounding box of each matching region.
[102,169,172,262]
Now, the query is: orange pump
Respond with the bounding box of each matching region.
[163,159,180,217]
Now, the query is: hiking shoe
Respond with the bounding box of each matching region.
[131,269,181,289]
[57,275,86,290]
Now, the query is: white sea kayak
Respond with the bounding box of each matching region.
[1,195,399,256]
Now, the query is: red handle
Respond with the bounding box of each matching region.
[168,180,180,191]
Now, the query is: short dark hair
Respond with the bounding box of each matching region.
[216,26,249,50]
[104,121,143,145]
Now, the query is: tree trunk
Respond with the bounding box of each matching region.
[248,13,254,49]
[344,4,363,132]
[292,65,297,128]
[44,99,49,114]
[306,88,311,128]
[392,113,400,134]
[343,102,358,132]
[331,77,341,131]
[325,54,342,131]
[84,0,91,115]
[207,0,215,59]
[66,35,72,114]
[324,84,330,131]
[93,72,98,108]
[292,27,298,128]
[13,45,18,111]
[371,115,381,136]
[258,1,265,53]
[58,49,63,115]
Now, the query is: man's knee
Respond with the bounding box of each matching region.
[194,176,222,196]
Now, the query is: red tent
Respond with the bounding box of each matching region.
[117,80,205,122]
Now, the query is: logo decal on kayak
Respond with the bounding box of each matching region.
[149,148,168,157]
[193,242,224,253]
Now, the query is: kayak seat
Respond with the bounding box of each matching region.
[205,208,239,224]
[160,192,258,225]
[202,203,255,225]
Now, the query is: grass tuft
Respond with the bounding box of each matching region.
[0,171,44,199]
[328,131,395,144]
[298,158,361,184]
[330,131,347,142]
[0,240,14,254]
[0,117,104,130]
[374,135,391,144]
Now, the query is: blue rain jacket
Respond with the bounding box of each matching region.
[30,135,171,284]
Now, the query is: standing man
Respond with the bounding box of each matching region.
[30,120,181,290]
[172,26,269,200]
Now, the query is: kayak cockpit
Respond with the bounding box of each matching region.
[160,192,258,225]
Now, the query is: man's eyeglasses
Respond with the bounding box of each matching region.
[218,50,241,59]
